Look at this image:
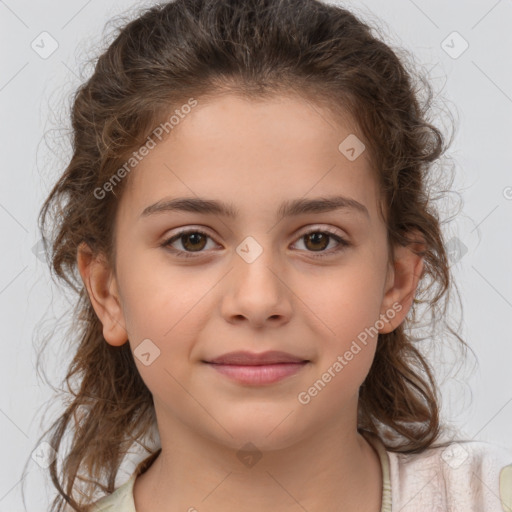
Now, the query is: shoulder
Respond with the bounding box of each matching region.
[87,474,137,512]
[387,439,512,511]
[88,451,158,511]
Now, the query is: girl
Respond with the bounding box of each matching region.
[32,0,512,510]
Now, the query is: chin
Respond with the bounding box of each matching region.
[207,418,306,453]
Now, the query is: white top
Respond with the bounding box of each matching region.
[91,431,512,511]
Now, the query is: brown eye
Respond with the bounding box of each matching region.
[303,232,330,252]
[161,229,216,258]
[180,232,208,252]
[292,229,350,258]
[161,227,350,260]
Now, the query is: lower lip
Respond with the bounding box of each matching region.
[206,362,309,385]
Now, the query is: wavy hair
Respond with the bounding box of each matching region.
[28,0,472,510]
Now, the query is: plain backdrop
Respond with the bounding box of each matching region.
[1,0,511,510]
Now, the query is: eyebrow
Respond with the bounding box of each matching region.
[140,195,370,220]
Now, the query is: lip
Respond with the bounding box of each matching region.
[205,350,309,365]
[205,361,309,385]
[203,350,310,386]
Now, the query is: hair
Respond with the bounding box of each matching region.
[27,0,473,510]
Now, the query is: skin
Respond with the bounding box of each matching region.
[77,93,424,512]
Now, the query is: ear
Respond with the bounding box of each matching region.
[378,231,425,334]
[76,242,128,346]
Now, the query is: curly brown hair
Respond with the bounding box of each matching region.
[26,0,472,510]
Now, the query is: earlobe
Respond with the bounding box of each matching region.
[379,234,425,334]
[76,242,128,346]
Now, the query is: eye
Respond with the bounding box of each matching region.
[160,226,350,259]
[291,227,350,259]
[161,228,218,258]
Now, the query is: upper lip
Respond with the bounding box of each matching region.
[205,350,309,365]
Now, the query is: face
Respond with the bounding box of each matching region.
[81,93,420,453]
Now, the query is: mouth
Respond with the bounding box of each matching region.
[203,350,310,366]
[202,350,311,386]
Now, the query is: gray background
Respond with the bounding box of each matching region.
[1,0,511,509]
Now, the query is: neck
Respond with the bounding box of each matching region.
[133,404,383,512]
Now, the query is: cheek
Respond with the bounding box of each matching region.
[118,263,218,388]
[117,246,205,335]
[301,256,387,389]
[298,275,382,407]
[308,264,386,338]
[120,272,202,399]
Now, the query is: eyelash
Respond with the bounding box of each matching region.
[160,227,350,259]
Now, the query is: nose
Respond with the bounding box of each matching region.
[220,240,293,328]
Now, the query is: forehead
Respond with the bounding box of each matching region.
[119,93,381,222]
